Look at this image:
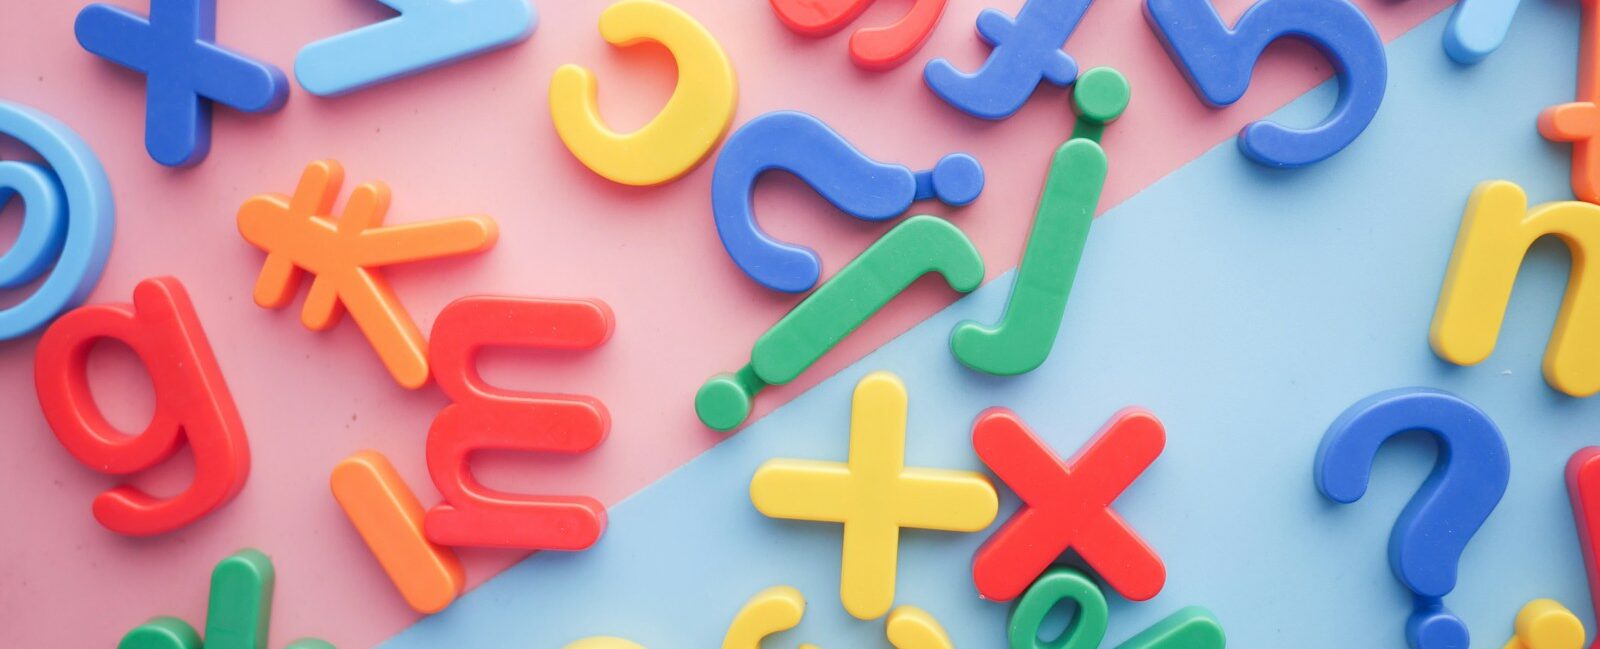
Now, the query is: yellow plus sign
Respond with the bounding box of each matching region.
[750,371,999,620]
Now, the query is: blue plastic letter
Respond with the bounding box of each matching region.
[74,0,289,167]
[711,111,984,293]
[923,0,1091,120]
[1444,0,1520,64]
[1143,0,1387,168]
[295,0,537,97]
[0,102,116,340]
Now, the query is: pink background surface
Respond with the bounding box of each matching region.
[0,0,1449,646]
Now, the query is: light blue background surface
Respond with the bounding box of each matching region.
[385,4,1598,647]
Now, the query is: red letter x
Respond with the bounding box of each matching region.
[971,407,1166,602]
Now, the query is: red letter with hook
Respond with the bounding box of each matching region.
[33,277,249,536]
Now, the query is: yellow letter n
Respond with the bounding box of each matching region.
[1431,180,1600,397]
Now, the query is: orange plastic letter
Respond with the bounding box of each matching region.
[424,296,615,551]
[331,450,465,614]
[236,160,498,389]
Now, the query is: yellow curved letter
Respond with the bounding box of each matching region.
[1431,180,1600,397]
[1503,599,1584,649]
[549,0,737,186]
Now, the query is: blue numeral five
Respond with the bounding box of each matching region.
[924,0,1093,121]
[1144,0,1387,168]
[75,0,289,167]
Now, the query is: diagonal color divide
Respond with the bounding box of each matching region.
[295,0,536,97]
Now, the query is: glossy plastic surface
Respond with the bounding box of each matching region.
[296,0,536,97]
[550,0,736,186]
[712,111,982,293]
[74,0,288,166]
[1315,388,1511,649]
[697,215,984,431]
[1143,0,1386,167]
[424,296,613,550]
[34,277,248,536]
[971,407,1166,602]
[1430,181,1600,397]
[236,160,498,389]
[923,0,1091,120]
[749,372,998,619]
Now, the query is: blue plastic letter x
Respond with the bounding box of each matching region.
[74,0,289,167]
[923,0,1093,121]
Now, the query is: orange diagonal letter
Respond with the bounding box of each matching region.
[237,160,498,389]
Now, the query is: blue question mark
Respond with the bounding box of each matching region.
[710,110,985,294]
[1314,388,1510,649]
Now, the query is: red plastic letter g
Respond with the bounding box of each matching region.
[33,277,249,536]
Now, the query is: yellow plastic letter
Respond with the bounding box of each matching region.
[1431,180,1600,397]
[1503,599,1584,649]
[749,371,998,620]
[549,0,737,186]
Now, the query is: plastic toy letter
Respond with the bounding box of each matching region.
[1445,0,1522,64]
[295,0,535,97]
[74,0,288,166]
[696,215,985,431]
[923,0,1092,120]
[721,585,955,649]
[550,0,736,186]
[425,296,614,550]
[117,549,336,649]
[0,101,115,341]
[1143,0,1387,168]
[770,0,950,70]
[951,67,1127,375]
[1566,447,1600,646]
[972,407,1167,602]
[34,277,249,537]
[332,451,466,614]
[1006,567,1225,649]
[749,372,998,619]
[711,111,983,293]
[1539,0,1600,204]
[1501,599,1585,649]
[236,160,498,389]
[1430,181,1600,397]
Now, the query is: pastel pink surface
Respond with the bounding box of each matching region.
[0,0,1448,646]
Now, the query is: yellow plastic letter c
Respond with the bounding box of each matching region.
[549,0,738,186]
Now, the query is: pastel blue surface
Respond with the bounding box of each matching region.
[923,0,1089,121]
[1444,0,1522,64]
[294,0,536,98]
[712,111,984,294]
[1143,0,1387,169]
[1315,388,1512,649]
[0,102,115,341]
[385,4,1598,649]
[74,0,289,167]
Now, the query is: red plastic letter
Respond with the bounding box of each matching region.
[971,407,1166,602]
[33,277,249,536]
[1566,447,1600,636]
[770,0,948,70]
[424,296,614,550]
